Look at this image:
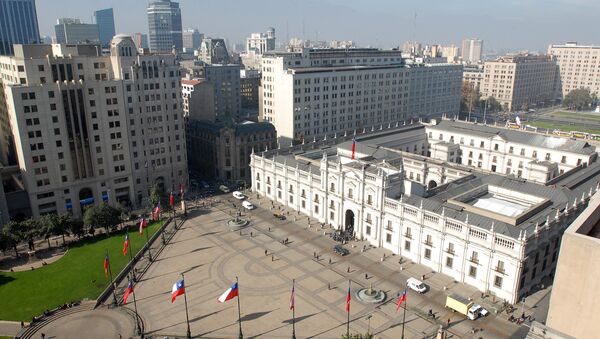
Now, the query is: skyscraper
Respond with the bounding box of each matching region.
[147,0,182,53]
[461,38,483,63]
[94,8,115,48]
[54,18,99,44]
[0,0,40,55]
[182,29,202,51]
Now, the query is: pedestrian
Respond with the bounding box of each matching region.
[20,321,24,328]
[41,334,45,339]
[421,274,425,280]
[265,249,268,256]
[271,255,274,262]
[268,227,271,232]
[347,267,350,273]
[314,251,316,257]
[447,318,451,327]
[328,283,331,290]
[250,231,253,237]
[328,258,332,264]
[285,237,288,244]
[365,273,368,280]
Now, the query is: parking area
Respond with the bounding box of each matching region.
[127,191,532,338]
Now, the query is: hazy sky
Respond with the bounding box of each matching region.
[36,0,599,52]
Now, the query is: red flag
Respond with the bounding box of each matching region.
[345,286,351,313]
[396,288,407,312]
[103,254,109,278]
[123,280,134,304]
[154,202,161,221]
[123,233,129,256]
[169,192,174,207]
[351,135,356,160]
[179,183,184,197]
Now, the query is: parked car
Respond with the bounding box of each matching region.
[333,244,350,256]
[242,201,254,210]
[219,185,230,193]
[273,213,286,220]
[232,191,245,200]
[407,277,427,294]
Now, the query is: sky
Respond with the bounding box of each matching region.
[36,0,600,53]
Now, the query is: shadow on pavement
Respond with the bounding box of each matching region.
[240,309,275,322]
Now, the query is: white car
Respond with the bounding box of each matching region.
[242,201,255,210]
[232,191,245,200]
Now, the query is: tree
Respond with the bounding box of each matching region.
[67,218,85,239]
[84,204,122,234]
[461,82,481,114]
[40,213,70,248]
[3,220,22,257]
[20,218,40,251]
[0,229,11,256]
[149,184,171,212]
[563,88,593,111]
[486,97,502,112]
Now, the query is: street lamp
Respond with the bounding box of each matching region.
[366,314,372,336]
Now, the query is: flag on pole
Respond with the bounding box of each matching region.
[103,253,109,277]
[179,183,184,197]
[289,284,295,310]
[345,286,351,313]
[153,201,161,221]
[123,233,130,256]
[123,280,134,304]
[139,217,147,235]
[171,279,185,303]
[169,192,174,207]
[396,288,407,312]
[515,114,521,126]
[217,282,239,303]
[351,135,356,160]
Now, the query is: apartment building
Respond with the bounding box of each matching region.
[480,54,560,111]
[461,38,483,63]
[246,27,276,55]
[463,64,484,89]
[54,18,99,45]
[548,42,600,98]
[260,48,461,143]
[0,35,187,218]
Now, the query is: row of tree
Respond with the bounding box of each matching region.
[562,88,599,111]
[460,82,503,114]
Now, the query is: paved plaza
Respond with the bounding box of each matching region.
[122,195,527,339]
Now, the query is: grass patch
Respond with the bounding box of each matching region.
[552,111,600,122]
[527,120,600,135]
[0,221,163,321]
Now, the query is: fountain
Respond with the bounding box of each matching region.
[355,283,387,304]
[226,209,249,230]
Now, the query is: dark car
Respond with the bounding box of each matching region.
[333,245,350,256]
[273,213,286,220]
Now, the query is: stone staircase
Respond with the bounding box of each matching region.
[15,301,96,339]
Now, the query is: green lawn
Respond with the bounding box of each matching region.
[0,221,163,321]
[527,120,600,135]
[552,111,600,122]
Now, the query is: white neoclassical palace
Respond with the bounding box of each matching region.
[250,118,600,303]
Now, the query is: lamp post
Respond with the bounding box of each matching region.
[366,314,372,336]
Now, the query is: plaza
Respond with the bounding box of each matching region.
[117,195,528,339]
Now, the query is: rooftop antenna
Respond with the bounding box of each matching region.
[413,12,418,44]
[286,21,289,45]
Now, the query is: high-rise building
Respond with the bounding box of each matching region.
[182,29,203,52]
[0,0,40,56]
[0,36,188,218]
[54,18,99,44]
[181,60,241,121]
[441,44,460,63]
[198,38,230,64]
[260,48,461,143]
[147,0,182,53]
[240,69,261,116]
[480,54,560,111]
[461,38,483,63]
[246,27,276,55]
[463,64,484,90]
[548,42,600,98]
[403,41,423,56]
[94,8,115,48]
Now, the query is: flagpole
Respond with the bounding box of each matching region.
[346,280,351,338]
[181,273,191,339]
[127,230,135,281]
[401,289,407,339]
[145,220,152,262]
[292,279,296,339]
[236,276,243,339]
[129,275,141,335]
[106,250,118,306]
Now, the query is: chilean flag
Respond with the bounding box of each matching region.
[351,135,356,160]
[179,183,184,198]
[171,279,185,303]
[139,218,147,235]
[169,192,174,207]
[396,288,407,312]
[123,280,134,304]
[217,282,239,303]
[153,202,161,221]
[345,286,351,313]
[123,233,130,256]
[103,254,109,278]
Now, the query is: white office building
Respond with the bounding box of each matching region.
[548,42,600,98]
[0,35,188,218]
[260,48,461,143]
[250,118,599,303]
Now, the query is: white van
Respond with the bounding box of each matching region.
[407,277,427,294]
[242,201,255,210]
[232,191,245,200]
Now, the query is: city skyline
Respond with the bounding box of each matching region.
[35,0,599,52]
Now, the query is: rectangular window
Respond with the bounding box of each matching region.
[386,233,392,244]
[446,256,453,268]
[494,275,503,288]
[424,248,431,260]
[404,240,411,251]
[366,225,371,235]
[469,266,477,278]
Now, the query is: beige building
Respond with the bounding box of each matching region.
[461,38,483,63]
[548,42,600,98]
[260,48,461,144]
[546,191,600,339]
[480,54,560,111]
[463,64,484,90]
[0,36,188,218]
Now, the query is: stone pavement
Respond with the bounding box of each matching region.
[118,195,528,338]
[0,320,25,337]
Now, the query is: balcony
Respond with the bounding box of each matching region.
[404,233,412,239]
[494,266,505,274]
[468,257,479,264]
[445,248,455,255]
[423,240,433,246]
